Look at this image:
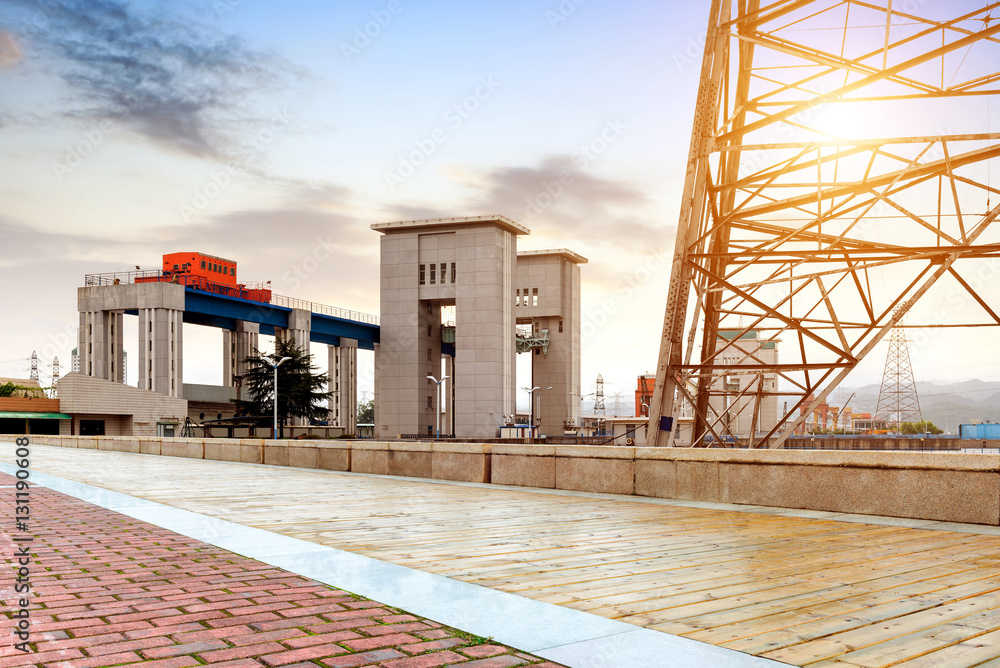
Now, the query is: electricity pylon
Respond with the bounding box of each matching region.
[875,310,922,430]
[649,1,1000,448]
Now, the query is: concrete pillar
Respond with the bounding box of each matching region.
[452,227,517,438]
[78,310,123,383]
[138,308,183,397]
[285,308,312,353]
[223,321,260,386]
[328,338,358,432]
[274,310,312,425]
[443,354,454,437]
[79,310,103,380]
[373,342,380,434]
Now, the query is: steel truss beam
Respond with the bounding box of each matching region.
[650,0,1000,447]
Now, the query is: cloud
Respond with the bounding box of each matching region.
[466,157,658,248]
[0,30,21,67]
[1,199,380,305]
[4,0,301,157]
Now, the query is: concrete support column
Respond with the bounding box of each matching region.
[109,311,124,384]
[443,354,454,437]
[285,309,312,354]
[223,321,260,386]
[139,307,184,397]
[79,310,104,380]
[373,342,380,434]
[78,310,123,383]
[274,309,312,426]
[328,338,358,432]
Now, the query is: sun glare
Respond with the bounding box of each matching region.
[810,102,877,140]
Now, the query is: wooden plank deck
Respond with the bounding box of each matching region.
[14,445,1000,667]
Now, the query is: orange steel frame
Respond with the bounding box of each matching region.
[649,0,1000,447]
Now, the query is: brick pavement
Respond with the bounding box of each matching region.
[0,473,566,668]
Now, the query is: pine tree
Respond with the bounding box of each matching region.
[231,337,331,437]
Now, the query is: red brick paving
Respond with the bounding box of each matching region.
[0,472,565,667]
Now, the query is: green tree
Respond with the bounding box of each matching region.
[357,398,375,424]
[0,382,46,398]
[899,420,943,435]
[231,337,331,437]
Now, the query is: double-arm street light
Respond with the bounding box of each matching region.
[523,386,553,439]
[264,355,292,439]
[427,374,450,439]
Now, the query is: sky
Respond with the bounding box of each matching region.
[0,0,997,414]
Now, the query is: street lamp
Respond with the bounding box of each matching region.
[522,386,553,439]
[263,355,292,439]
[427,374,450,439]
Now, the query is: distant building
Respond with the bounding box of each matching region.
[635,374,654,417]
[0,376,70,436]
[960,423,1000,440]
[709,329,779,439]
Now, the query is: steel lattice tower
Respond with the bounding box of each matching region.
[594,374,606,416]
[51,356,60,398]
[649,1,1000,448]
[29,350,38,381]
[875,314,922,429]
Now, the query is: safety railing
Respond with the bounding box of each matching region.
[83,271,379,326]
[270,295,379,325]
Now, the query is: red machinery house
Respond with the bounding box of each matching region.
[137,252,272,303]
[164,252,237,286]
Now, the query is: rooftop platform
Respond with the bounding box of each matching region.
[371,215,530,236]
[6,442,1000,666]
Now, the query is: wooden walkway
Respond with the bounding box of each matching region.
[17,446,1000,667]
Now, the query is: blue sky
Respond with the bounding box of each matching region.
[0,0,996,411]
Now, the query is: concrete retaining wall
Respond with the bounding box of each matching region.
[21,436,1000,526]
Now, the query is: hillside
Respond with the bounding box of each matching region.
[828,380,1000,433]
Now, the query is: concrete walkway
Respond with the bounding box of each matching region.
[0,470,568,668]
[0,442,782,667]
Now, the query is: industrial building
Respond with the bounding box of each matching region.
[707,329,780,441]
[69,253,376,436]
[0,377,69,435]
[960,423,1000,440]
[372,216,586,439]
[63,230,585,441]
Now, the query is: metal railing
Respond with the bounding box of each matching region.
[270,294,379,325]
[85,270,162,286]
[83,271,379,326]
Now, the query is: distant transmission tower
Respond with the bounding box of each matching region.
[594,374,606,416]
[875,312,922,431]
[50,357,60,397]
[29,351,38,381]
[610,391,624,417]
[594,374,606,435]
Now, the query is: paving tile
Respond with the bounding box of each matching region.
[0,453,574,668]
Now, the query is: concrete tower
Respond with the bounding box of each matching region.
[515,250,586,435]
[372,216,524,439]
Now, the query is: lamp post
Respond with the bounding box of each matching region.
[427,374,450,439]
[571,391,595,435]
[523,386,553,439]
[264,355,292,439]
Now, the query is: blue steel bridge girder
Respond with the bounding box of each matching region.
[182,290,379,350]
